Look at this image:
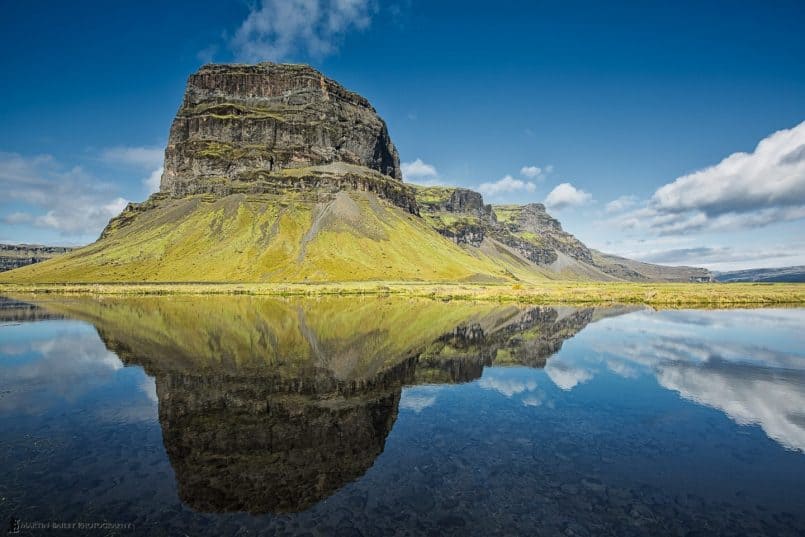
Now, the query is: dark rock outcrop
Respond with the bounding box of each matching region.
[432,188,494,219]
[495,204,594,264]
[0,243,72,272]
[492,229,559,265]
[416,188,560,264]
[161,63,403,198]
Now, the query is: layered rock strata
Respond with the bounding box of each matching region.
[160,63,407,203]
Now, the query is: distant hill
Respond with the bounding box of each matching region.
[0,243,73,272]
[0,63,709,285]
[714,266,805,283]
[590,250,712,282]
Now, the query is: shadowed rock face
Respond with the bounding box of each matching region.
[161,63,402,198]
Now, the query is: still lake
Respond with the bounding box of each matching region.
[0,295,803,536]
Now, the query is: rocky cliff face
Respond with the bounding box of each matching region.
[494,204,594,264]
[0,243,72,272]
[161,63,403,199]
[416,187,561,264]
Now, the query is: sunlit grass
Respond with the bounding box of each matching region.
[2,281,802,306]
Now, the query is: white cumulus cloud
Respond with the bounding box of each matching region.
[616,121,805,235]
[544,182,592,210]
[654,121,805,214]
[478,175,537,197]
[544,360,593,390]
[231,0,374,62]
[401,158,438,184]
[519,164,552,180]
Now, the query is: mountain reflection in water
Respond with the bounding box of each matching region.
[1,297,803,536]
[6,296,611,514]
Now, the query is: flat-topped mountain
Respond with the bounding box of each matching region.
[0,63,709,284]
[162,63,402,198]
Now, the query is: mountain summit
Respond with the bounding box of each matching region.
[162,63,402,197]
[0,63,708,284]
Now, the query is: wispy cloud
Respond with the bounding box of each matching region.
[520,164,552,180]
[637,244,804,270]
[230,0,374,62]
[478,175,537,197]
[100,146,163,168]
[0,152,128,238]
[401,157,438,185]
[544,182,592,210]
[101,146,163,194]
[605,195,637,213]
[594,234,805,271]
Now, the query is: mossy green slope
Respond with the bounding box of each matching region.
[0,190,545,284]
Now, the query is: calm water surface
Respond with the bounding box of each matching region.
[0,296,803,536]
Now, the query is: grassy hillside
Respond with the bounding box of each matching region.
[0,190,546,284]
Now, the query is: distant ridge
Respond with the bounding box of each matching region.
[0,243,73,272]
[0,63,710,284]
[714,266,805,283]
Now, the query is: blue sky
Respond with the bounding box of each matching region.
[1,0,804,270]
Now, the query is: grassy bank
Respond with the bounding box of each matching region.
[1,281,803,307]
